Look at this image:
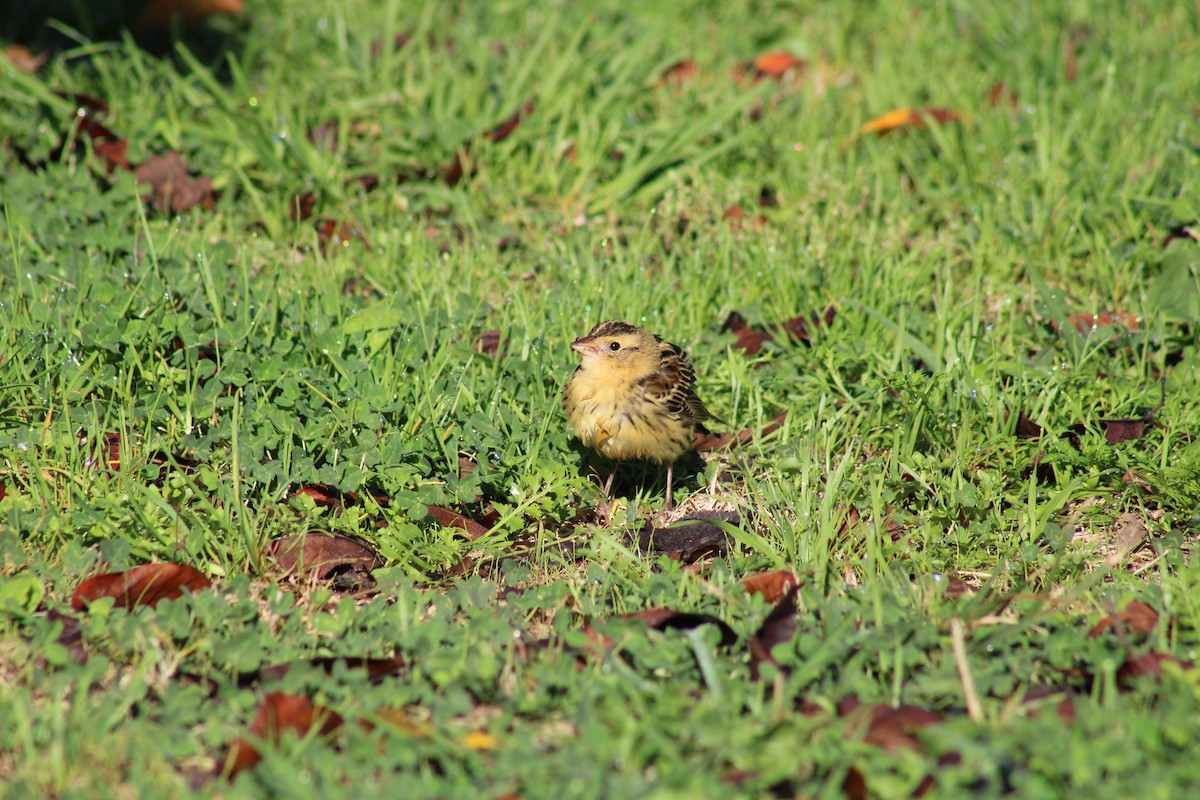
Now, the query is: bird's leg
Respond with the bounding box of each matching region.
[602,461,621,496]
[663,461,675,511]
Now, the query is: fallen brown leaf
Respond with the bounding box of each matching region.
[1088,600,1158,639]
[264,532,381,583]
[135,151,214,213]
[657,59,699,89]
[426,506,490,540]
[135,0,245,34]
[751,51,805,79]
[851,107,962,144]
[5,45,48,73]
[694,412,787,452]
[740,570,799,604]
[749,585,798,679]
[222,692,343,778]
[72,563,211,611]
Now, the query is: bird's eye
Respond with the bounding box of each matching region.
[608,341,621,351]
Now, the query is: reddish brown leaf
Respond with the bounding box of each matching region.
[740,570,799,604]
[987,80,1018,110]
[4,45,47,73]
[1057,311,1139,335]
[135,0,245,33]
[657,59,699,89]
[855,107,962,139]
[93,139,130,173]
[943,576,970,599]
[290,193,317,222]
[134,151,214,213]
[1015,411,1044,440]
[223,692,343,778]
[752,51,805,79]
[1118,652,1192,683]
[1100,418,1148,444]
[264,532,381,582]
[1062,37,1078,82]
[292,483,345,509]
[72,563,211,612]
[475,330,504,358]
[1160,224,1197,248]
[486,101,535,144]
[0,482,7,501]
[426,506,490,540]
[723,204,767,232]
[781,308,836,345]
[694,411,787,452]
[749,585,799,679]
[315,218,368,254]
[1088,601,1159,639]
[839,698,944,753]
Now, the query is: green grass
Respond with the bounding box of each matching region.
[4,0,1200,796]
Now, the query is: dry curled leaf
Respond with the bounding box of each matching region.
[72,563,211,611]
[135,0,245,33]
[426,506,490,540]
[4,45,48,73]
[223,692,343,778]
[657,59,699,89]
[135,151,214,213]
[694,412,787,452]
[740,570,799,604]
[1088,601,1158,639]
[264,532,381,583]
[849,107,962,145]
[749,585,799,679]
[752,51,805,79]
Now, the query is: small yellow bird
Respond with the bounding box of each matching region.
[562,320,711,510]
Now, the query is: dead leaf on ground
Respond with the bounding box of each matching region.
[135,151,214,213]
[847,107,962,147]
[135,0,245,34]
[438,101,534,186]
[222,692,343,778]
[1160,224,1197,249]
[721,308,836,356]
[1015,411,1044,440]
[657,59,699,89]
[752,51,805,79]
[1057,311,1139,335]
[72,563,211,611]
[315,218,369,254]
[50,93,129,173]
[475,330,505,358]
[749,585,799,679]
[426,506,490,541]
[722,204,767,232]
[1088,600,1158,639]
[694,411,787,452]
[4,45,47,73]
[1103,512,1149,568]
[740,570,799,604]
[638,511,738,562]
[264,532,381,586]
[245,656,409,687]
[1117,652,1192,684]
[988,80,1018,110]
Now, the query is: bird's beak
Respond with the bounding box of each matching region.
[570,334,596,355]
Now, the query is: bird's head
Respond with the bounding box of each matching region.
[570,320,660,375]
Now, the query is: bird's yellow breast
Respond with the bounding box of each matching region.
[562,368,693,463]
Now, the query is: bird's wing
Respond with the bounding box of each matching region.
[648,341,711,423]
